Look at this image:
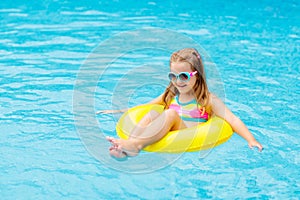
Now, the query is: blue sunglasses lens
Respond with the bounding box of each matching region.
[168,73,176,81]
[168,72,190,82]
[179,73,189,81]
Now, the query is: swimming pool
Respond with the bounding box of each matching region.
[1,0,299,199]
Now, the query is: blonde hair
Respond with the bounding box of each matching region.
[162,48,210,112]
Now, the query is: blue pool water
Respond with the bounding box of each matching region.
[1,0,299,199]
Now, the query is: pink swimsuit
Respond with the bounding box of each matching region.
[169,96,209,122]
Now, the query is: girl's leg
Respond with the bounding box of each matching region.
[132,109,186,145]
[107,109,186,158]
[107,110,161,159]
[129,110,160,139]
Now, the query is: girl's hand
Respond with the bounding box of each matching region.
[96,110,116,114]
[96,109,127,114]
[248,140,263,152]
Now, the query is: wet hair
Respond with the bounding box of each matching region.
[162,48,210,112]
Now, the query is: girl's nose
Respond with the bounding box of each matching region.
[176,78,184,84]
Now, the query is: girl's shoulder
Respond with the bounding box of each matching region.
[208,92,217,98]
[208,93,223,102]
[206,93,223,114]
[207,93,227,112]
[207,92,215,106]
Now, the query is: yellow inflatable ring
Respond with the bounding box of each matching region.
[116,104,233,153]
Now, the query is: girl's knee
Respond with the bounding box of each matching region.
[164,109,180,119]
[164,109,185,130]
[148,110,160,120]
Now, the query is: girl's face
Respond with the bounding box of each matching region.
[170,62,197,95]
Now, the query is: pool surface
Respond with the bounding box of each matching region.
[1,0,299,199]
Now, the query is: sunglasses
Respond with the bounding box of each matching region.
[168,71,198,82]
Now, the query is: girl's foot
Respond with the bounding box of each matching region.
[106,136,141,158]
[109,146,128,159]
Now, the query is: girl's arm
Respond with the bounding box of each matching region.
[210,94,263,151]
[96,108,128,114]
[96,94,165,114]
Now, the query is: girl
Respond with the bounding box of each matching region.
[103,48,263,158]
